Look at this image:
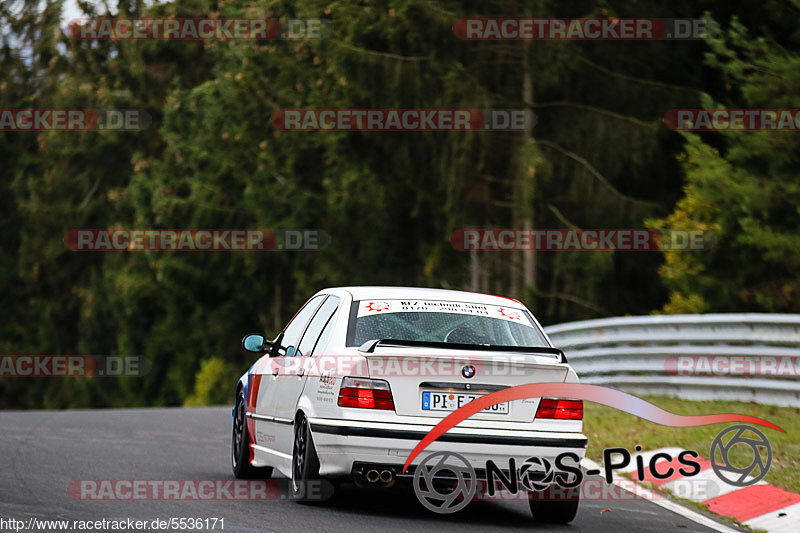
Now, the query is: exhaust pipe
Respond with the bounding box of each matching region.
[354,466,396,488]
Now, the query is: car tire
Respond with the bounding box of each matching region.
[529,491,580,523]
[232,390,273,479]
[291,413,323,503]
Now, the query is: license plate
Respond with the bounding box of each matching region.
[421,391,509,414]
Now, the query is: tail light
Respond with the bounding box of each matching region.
[338,377,395,410]
[536,398,583,420]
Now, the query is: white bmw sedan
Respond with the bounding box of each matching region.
[232,286,587,522]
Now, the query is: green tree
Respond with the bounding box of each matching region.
[651,17,800,313]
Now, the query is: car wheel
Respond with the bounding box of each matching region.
[529,491,580,523]
[291,413,323,502]
[232,390,272,479]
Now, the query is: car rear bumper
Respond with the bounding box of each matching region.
[308,417,587,477]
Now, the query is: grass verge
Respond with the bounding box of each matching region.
[583,396,800,493]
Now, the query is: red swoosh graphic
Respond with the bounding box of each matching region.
[403,383,784,472]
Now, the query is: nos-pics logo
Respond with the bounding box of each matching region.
[413,424,772,513]
[413,451,477,514]
[710,425,772,486]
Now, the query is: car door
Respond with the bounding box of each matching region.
[255,295,326,452]
[272,295,341,455]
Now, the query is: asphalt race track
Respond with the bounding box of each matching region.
[0,408,740,532]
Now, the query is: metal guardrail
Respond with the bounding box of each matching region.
[544,314,800,407]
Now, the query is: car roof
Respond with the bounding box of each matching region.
[329,286,525,308]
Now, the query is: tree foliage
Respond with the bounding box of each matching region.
[651,16,800,313]
[1,1,798,407]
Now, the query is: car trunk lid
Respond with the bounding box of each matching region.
[360,341,569,423]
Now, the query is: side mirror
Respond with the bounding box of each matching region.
[242,333,267,353]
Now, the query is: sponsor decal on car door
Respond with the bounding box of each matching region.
[271,295,340,454]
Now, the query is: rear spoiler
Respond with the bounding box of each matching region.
[357,338,568,363]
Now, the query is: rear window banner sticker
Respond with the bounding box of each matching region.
[357,299,529,325]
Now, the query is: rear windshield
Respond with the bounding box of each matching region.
[347,299,549,347]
